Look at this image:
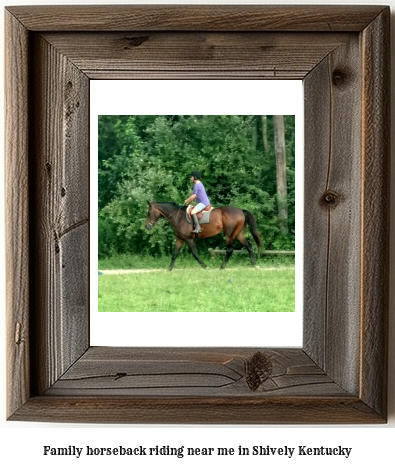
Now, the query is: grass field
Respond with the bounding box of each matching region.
[98,252,295,270]
[98,263,295,312]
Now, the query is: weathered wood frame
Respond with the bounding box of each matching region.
[5,5,389,424]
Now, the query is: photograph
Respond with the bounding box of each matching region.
[97,114,296,313]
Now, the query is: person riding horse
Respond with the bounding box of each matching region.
[184,171,210,233]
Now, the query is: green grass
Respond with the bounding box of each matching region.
[98,252,295,270]
[98,265,295,312]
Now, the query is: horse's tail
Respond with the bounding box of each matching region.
[243,210,262,255]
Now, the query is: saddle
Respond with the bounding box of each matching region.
[186,204,213,224]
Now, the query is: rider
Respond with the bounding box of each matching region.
[185,171,210,233]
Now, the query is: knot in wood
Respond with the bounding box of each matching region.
[332,68,348,87]
[123,35,149,48]
[321,190,340,208]
[246,351,273,391]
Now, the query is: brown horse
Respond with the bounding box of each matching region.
[145,202,262,270]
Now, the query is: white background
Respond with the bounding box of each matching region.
[90,80,304,347]
[1,0,394,469]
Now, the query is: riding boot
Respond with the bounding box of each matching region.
[191,213,202,233]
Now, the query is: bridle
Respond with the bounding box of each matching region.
[147,204,183,229]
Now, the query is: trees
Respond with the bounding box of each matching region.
[261,115,269,158]
[274,115,288,236]
[98,115,295,258]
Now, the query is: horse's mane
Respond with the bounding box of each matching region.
[152,201,186,211]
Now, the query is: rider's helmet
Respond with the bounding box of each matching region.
[190,171,201,180]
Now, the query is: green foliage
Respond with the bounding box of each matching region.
[98,214,118,258]
[98,115,296,258]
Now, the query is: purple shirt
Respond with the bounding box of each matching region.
[193,182,210,206]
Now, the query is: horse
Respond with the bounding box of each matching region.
[145,201,262,271]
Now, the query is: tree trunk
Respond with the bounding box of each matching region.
[251,116,258,149]
[261,115,269,158]
[273,115,288,235]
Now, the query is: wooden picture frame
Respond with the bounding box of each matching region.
[5,5,389,424]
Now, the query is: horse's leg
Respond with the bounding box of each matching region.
[185,238,207,269]
[236,232,257,266]
[168,238,185,271]
[220,236,235,269]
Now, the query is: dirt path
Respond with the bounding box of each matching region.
[100,269,167,275]
[99,266,293,275]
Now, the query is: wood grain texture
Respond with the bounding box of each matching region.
[46,347,344,397]
[29,34,90,395]
[10,396,383,425]
[303,56,331,369]
[360,9,390,418]
[9,349,382,424]
[59,225,90,368]
[5,5,389,424]
[42,32,350,80]
[304,35,362,395]
[5,10,30,418]
[5,5,386,32]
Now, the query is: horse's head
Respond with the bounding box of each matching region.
[145,201,161,230]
